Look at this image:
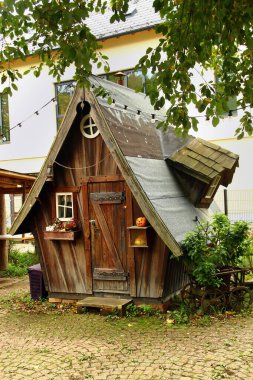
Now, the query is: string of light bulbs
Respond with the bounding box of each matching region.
[0,82,74,141]
[1,78,252,142]
[90,76,250,122]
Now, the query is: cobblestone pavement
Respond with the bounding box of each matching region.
[0,279,253,380]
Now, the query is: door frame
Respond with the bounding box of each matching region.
[81,175,136,297]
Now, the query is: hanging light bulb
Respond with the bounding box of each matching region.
[151,114,156,123]
[135,109,141,120]
[46,165,54,181]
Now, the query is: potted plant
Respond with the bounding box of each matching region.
[44,218,80,240]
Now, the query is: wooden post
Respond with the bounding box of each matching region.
[22,181,26,243]
[0,194,8,270]
[224,189,228,216]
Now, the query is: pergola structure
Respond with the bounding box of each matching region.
[0,169,36,270]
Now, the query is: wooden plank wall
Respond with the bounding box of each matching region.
[131,197,169,299]
[33,118,121,296]
[163,256,189,297]
[32,114,185,300]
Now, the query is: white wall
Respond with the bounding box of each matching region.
[0,29,252,193]
[0,30,159,174]
[208,137,252,190]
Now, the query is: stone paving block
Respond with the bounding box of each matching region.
[2,285,253,380]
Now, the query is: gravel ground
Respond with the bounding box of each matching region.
[0,277,253,380]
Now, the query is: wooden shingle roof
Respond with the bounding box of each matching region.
[168,138,239,186]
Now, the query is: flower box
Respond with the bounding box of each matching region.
[43,230,80,241]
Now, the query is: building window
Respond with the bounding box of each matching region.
[55,81,76,129]
[0,93,10,143]
[56,192,73,220]
[55,71,155,129]
[102,69,155,95]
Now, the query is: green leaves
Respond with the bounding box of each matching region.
[212,116,219,128]
[134,0,253,138]
[0,0,252,139]
[182,214,250,288]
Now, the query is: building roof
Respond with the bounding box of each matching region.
[0,0,160,59]
[168,138,239,186]
[86,0,161,40]
[0,168,36,194]
[10,76,239,256]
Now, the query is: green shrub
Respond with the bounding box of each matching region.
[182,214,250,288]
[241,238,253,270]
[125,303,160,317]
[168,303,189,324]
[0,246,39,277]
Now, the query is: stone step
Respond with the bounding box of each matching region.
[76,296,132,316]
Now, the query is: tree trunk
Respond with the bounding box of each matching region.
[0,194,8,270]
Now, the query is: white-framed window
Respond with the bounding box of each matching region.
[56,192,73,220]
[80,114,99,139]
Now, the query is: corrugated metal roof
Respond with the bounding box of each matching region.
[90,76,165,117]
[126,157,203,243]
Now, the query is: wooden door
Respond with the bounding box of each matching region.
[88,181,129,294]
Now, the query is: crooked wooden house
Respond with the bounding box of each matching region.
[10,77,239,307]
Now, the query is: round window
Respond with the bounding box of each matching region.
[80,114,100,139]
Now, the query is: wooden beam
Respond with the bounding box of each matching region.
[53,186,80,193]
[0,194,8,270]
[10,87,82,235]
[0,169,36,182]
[81,175,124,183]
[82,182,93,294]
[0,234,34,241]
[125,185,136,297]
[0,188,32,195]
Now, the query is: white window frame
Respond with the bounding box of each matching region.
[56,192,74,221]
[80,114,100,139]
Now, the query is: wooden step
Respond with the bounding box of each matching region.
[76,297,132,316]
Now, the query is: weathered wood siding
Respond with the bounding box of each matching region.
[163,256,188,298]
[31,113,184,300]
[33,116,121,296]
[129,196,169,299]
[88,180,129,294]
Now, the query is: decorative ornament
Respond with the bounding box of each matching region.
[135,217,147,227]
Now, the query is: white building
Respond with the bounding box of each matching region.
[0,0,252,223]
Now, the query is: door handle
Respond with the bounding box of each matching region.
[89,220,96,226]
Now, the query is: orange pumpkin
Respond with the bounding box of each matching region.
[136,217,147,227]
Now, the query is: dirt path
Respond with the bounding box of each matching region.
[0,276,29,295]
[0,278,253,380]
